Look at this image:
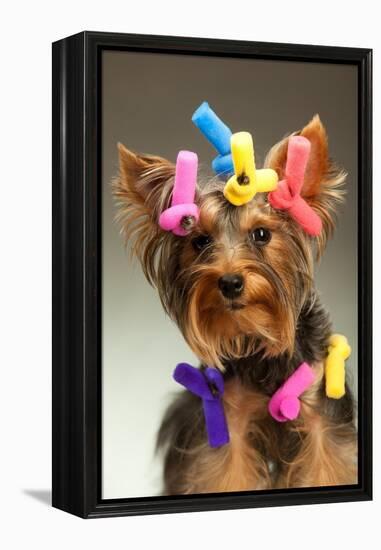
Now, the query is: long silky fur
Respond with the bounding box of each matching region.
[114,117,357,495]
[157,295,357,494]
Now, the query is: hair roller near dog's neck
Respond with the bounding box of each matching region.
[268,362,316,422]
[223,132,278,206]
[268,136,322,235]
[159,151,200,236]
[325,334,351,399]
[173,363,229,448]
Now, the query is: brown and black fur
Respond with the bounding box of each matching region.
[113,115,357,494]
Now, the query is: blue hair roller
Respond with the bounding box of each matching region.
[212,153,233,176]
[192,102,234,177]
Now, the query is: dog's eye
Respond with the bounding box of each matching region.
[250,227,272,246]
[192,234,212,251]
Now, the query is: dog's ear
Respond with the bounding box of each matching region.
[116,143,175,217]
[265,115,331,198]
[113,144,175,281]
[265,115,346,255]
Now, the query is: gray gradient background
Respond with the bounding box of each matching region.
[102,51,358,499]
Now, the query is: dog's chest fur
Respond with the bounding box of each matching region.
[222,290,330,391]
[157,291,357,494]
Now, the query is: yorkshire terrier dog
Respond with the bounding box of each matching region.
[113,114,357,494]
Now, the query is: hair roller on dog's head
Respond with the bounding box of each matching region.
[268,136,322,236]
[192,101,233,178]
[159,151,200,236]
[223,132,278,206]
[192,102,278,205]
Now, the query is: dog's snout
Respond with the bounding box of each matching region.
[218,273,244,299]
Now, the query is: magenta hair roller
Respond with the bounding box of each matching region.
[268,362,315,422]
[159,151,200,236]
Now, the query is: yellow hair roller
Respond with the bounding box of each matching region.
[223,132,278,206]
[325,334,351,399]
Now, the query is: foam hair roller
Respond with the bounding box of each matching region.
[325,334,351,399]
[268,136,322,236]
[159,151,200,236]
[212,153,234,176]
[192,102,233,176]
[173,363,229,447]
[223,132,278,206]
[268,362,315,422]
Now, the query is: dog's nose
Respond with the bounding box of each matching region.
[218,273,244,299]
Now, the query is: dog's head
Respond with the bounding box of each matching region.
[114,116,346,368]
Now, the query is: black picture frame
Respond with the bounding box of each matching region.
[52,31,373,519]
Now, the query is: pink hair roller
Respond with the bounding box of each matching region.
[268,136,322,236]
[268,362,315,422]
[159,151,200,236]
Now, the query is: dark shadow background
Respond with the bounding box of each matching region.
[102,51,358,499]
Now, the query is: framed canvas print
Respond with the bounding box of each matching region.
[52,31,372,518]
